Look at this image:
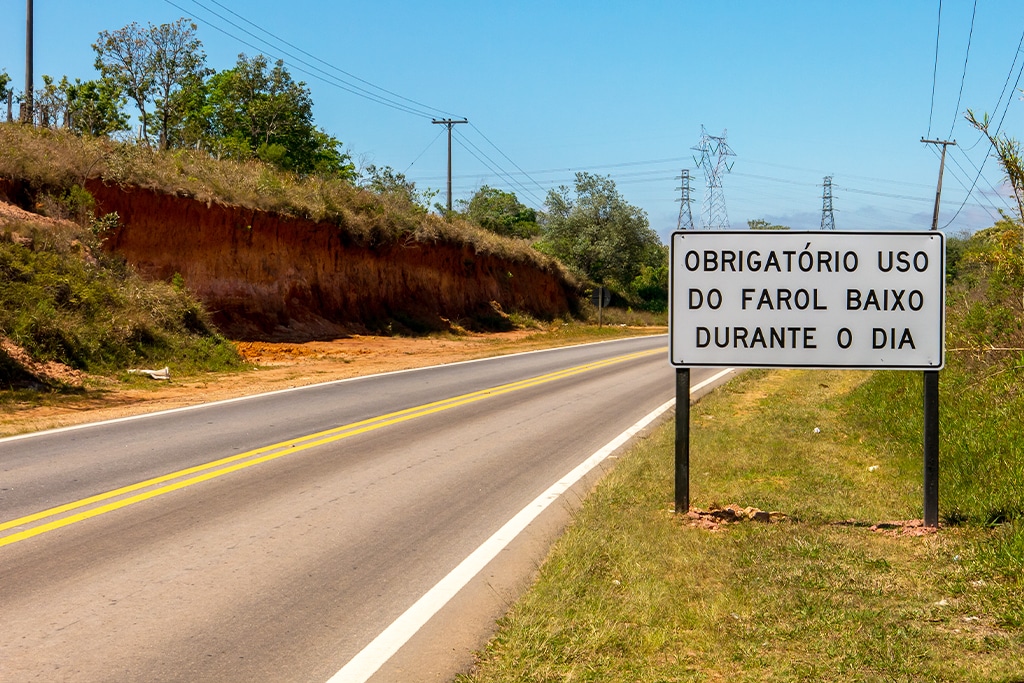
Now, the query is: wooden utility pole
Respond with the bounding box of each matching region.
[432,118,468,212]
[920,136,955,528]
[23,0,33,123]
[921,138,956,230]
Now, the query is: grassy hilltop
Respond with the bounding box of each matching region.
[0,123,580,390]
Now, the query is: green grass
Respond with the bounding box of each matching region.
[458,367,1024,682]
[458,223,1024,682]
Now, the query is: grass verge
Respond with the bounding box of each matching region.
[459,368,1024,682]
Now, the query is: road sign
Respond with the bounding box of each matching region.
[669,231,945,370]
[591,286,612,308]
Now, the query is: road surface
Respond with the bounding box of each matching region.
[0,336,731,682]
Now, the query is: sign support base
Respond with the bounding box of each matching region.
[675,367,690,514]
[924,370,940,528]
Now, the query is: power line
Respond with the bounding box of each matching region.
[403,128,446,174]
[948,145,1014,214]
[173,0,545,217]
[927,0,942,138]
[941,49,1024,228]
[452,129,545,207]
[947,0,977,139]
[935,147,1002,224]
[450,132,543,210]
[990,25,1024,122]
[195,0,457,120]
[468,123,548,197]
[164,0,444,119]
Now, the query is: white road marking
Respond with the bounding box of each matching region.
[327,366,733,683]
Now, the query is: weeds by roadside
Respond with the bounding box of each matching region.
[459,366,1024,682]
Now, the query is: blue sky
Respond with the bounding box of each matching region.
[2,0,1023,243]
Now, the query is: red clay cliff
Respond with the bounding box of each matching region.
[83,181,579,340]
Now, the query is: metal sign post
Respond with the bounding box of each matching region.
[591,286,611,327]
[675,368,690,513]
[924,370,940,527]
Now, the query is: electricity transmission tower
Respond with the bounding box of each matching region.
[676,169,695,230]
[692,126,735,229]
[820,175,836,230]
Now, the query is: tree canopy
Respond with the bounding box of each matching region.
[0,19,357,179]
[360,164,437,212]
[748,219,790,230]
[193,53,354,177]
[536,172,667,309]
[461,186,540,239]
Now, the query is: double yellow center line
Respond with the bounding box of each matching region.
[0,347,662,549]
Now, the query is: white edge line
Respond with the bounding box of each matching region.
[0,335,667,445]
[690,368,734,394]
[327,366,732,683]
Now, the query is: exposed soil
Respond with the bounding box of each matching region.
[0,330,612,438]
[86,181,580,340]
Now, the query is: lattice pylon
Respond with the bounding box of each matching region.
[692,125,735,230]
[676,169,695,230]
[821,175,836,230]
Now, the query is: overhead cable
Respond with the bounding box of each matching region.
[927,0,943,138]
[947,0,977,139]
[164,0,444,119]
[195,0,457,119]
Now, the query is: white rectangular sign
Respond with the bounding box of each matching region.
[670,231,945,370]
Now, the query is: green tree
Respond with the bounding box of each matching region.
[967,105,1024,308]
[93,21,156,141]
[150,19,209,150]
[0,71,11,117]
[163,72,213,149]
[361,164,436,211]
[748,218,790,230]
[536,172,665,303]
[25,74,127,136]
[461,186,540,238]
[32,75,69,128]
[65,77,129,137]
[205,54,354,177]
[93,18,210,149]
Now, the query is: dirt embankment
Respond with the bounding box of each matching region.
[84,181,579,340]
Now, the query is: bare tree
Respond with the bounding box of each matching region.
[150,19,206,150]
[93,18,207,148]
[966,104,1024,308]
[93,22,155,143]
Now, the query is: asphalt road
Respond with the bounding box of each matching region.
[0,336,731,682]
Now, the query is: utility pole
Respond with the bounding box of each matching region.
[820,175,836,230]
[921,138,956,230]
[23,0,33,124]
[676,169,695,231]
[920,136,955,529]
[432,118,468,213]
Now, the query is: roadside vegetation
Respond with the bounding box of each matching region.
[0,14,665,390]
[459,133,1024,681]
[2,14,668,313]
[0,212,241,390]
[459,227,1024,679]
